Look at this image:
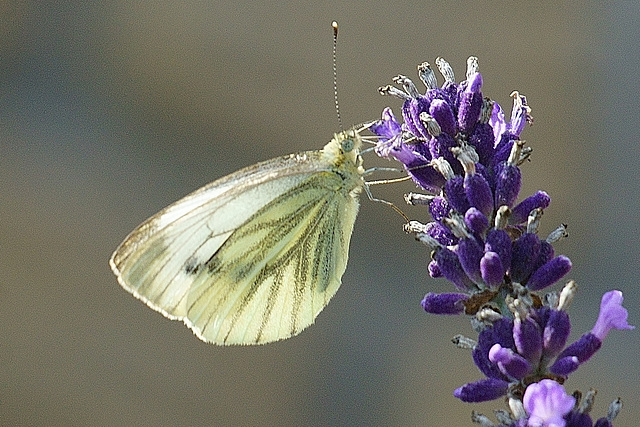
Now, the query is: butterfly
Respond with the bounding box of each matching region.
[110,129,365,345]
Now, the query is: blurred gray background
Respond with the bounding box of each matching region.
[2,1,639,426]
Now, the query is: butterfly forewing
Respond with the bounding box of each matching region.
[112,153,330,318]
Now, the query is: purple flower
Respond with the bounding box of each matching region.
[458,72,483,133]
[458,306,564,402]
[489,343,533,379]
[549,291,634,376]
[453,378,509,403]
[511,191,551,225]
[522,384,624,427]
[527,256,573,291]
[591,290,635,340]
[421,292,466,315]
[523,380,575,427]
[369,106,401,139]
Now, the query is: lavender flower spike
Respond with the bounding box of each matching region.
[372,56,633,425]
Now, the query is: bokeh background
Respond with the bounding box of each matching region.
[2,1,639,426]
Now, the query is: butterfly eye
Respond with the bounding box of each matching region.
[341,138,355,152]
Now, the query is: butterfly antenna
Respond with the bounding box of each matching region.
[332,21,344,131]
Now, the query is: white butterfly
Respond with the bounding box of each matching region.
[110,130,365,345]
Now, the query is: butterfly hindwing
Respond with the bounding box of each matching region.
[185,169,360,344]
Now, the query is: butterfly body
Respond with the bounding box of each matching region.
[110,130,364,344]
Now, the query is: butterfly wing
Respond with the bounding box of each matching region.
[110,149,362,344]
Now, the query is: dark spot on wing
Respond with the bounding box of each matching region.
[184,256,202,275]
[206,256,221,274]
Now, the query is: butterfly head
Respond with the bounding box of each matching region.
[323,129,363,170]
[339,131,357,153]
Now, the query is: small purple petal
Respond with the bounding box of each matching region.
[370,107,402,139]
[485,229,512,274]
[458,237,485,284]
[445,175,470,214]
[403,97,431,139]
[423,221,456,246]
[421,292,467,315]
[549,355,580,376]
[474,162,494,189]
[542,309,571,358]
[464,207,489,235]
[489,344,533,379]
[480,251,505,287]
[473,318,516,379]
[534,241,555,271]
[434,247,476,291]
[526,256,572,291]
[511,233,542,283]
[379,139,445,192]
[429,196,450,221]
[555,333,602,365]
[429,132,459,173]
[453,378,509,403]
[566,412,595,427]
[457,73,484,134]
[508,92,532,137]
[591,290,635,340]
[491,135,516,168]
[510,191,551,224]
[412,139,432,159]
[523,380,575,426]
[428,260,442,278]
[469,71,483,92]
[468,123,495,166]
[376,138,420,164]
[407,162,447,193]
[514,316,543,364]
[440,79,458,101]
[429,98,456,136]
[465,171,494,217]
[494,162,522,209]
[374,135,401,159]
[489,102,506,145]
